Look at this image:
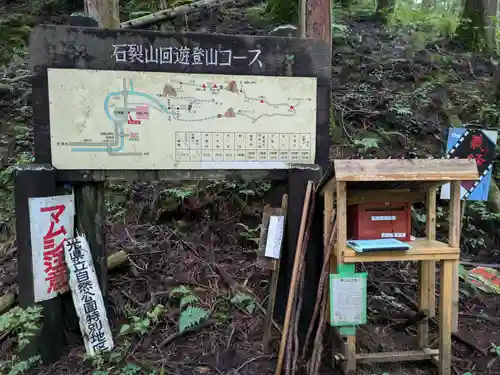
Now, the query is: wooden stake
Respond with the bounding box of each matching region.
[263,194,289,351]
[275,181,314,375]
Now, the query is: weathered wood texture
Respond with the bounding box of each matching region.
[304,0,332,57]
[324,160,464,374]
[74,183,107,299]
[14,164,65,363]
[29,25,332,180]
[333,159,479,182]
[85,0,120,28]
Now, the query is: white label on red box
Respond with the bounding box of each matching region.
[381,232,406,238]
[371,215,396,221]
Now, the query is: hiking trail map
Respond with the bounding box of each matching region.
[48,69,317,170]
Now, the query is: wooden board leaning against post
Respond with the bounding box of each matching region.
[260,195,289,352]
[14,165,71,364]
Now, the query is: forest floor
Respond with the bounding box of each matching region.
[1,1,500,375]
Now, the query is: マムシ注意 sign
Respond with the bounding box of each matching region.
[29,194,75,302]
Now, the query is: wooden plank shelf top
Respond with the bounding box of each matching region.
[342,238,459,263]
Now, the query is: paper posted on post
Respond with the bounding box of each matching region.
[264,215,285,259]
[64,234,114,356]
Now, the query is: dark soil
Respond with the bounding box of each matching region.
[1,2,500,375]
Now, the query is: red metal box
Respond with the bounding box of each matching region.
[347,202,411,241]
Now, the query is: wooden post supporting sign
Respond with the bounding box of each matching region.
[14,165,65,363]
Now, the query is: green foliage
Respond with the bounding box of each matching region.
[0,14,33,65]
[163,185,197,201]
[0,305,43,375]
[489,343,500,356]
[119,304,166,336]
[353,137,381,150]
[236,223,261,245]
[387,2,459,41]
[170,286,209,332]
[265,0,298,23]
[461,202,500,252]
[230,293,256,314]
[0,152,34,188]
[179,306,209,332]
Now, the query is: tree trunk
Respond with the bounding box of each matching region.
[483,0,498,52]
[85,0,120,28]
[376,0,395,23]
[455,0,496,53]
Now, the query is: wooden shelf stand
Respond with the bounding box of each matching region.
[318,159,480,375]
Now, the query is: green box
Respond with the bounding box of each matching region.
[329,265,367,327]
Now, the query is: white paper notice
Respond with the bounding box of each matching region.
[29,194,75,302]
[64,235,114,355]
[331,277,365,325]
[264,215,285,259]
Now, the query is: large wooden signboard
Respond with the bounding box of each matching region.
[30,25,331,181]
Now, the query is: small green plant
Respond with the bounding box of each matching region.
[489,342,500,356]
[353,137,381,150]
[163,186,197,201]
[230,293,257,315]
[0,305,43,375]
[119,304,166,336]
[236,223,261,245]
[170,286,209,332]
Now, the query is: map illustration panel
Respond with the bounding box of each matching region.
[48,69,317,170]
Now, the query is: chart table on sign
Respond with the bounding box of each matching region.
[175,132,312,163]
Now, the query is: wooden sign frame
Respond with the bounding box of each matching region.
[29,25,332,182]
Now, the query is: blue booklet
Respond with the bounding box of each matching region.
[346,239,410,253]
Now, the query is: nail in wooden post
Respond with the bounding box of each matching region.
[14,164,65,364]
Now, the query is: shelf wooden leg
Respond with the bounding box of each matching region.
[418,260,430,348]
[439,260,453,375]
[426,188,437,321]
[343,335,356,375]
[448,181,461,333]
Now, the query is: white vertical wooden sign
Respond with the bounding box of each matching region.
[64,234,114,355]
[28,194,75,302]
